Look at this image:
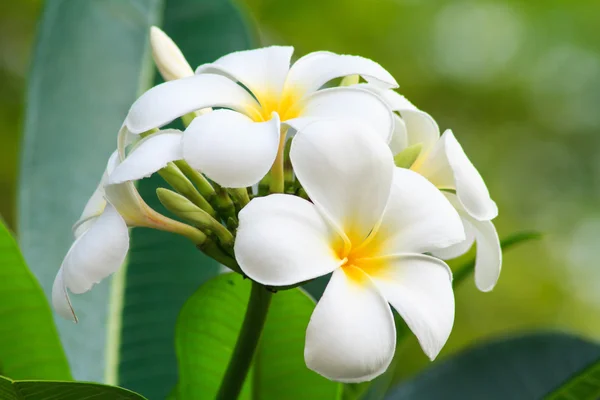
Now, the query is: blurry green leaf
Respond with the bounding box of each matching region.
[453,231,542,288]
[0,220,70,380]
[0,375,147,400]
[19,0,253,398]
[175,273,341,400]
[385,332,600,400]
[545,356,600,399]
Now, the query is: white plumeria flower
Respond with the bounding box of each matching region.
[372,88,502,292]
[234,120,465,382]
[120,41,397,188]
[53,128,193,322]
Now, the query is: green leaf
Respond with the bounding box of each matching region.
[452,230,542,288]
[385,333,600,399]
[175,273,341,400]
[0,375,147,400]
[545,356,600,399]
[0,221,70,380]
[19,0,253,398]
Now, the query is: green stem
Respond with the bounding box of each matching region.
[216,282,273,400]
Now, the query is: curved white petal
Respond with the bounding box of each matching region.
[389,114,408,154]
[108,130,183,184]
[415,130,498,221]
[53,204,129,321]
[305,267,396,383]
[285,51,398,95]
[150,26,194,81]
[125,74,261,134]
[472,219,501,291]
[182,109,280,188]
[196,46,293,103]
[101,152,148,226]
[358,86,440,154]
[117,124,139,160]
[361,168,464,256]
[432,217,476,260]
[290,119,394,245]
[73,176,107,239]
[444,193,501,292]
[290,87,394,143]
[52,267,77,322]
[364,254,454,360]
[235,194,341,286]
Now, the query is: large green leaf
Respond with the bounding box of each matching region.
[385,332,600,400]
[0,375,146,400]
[19,0,253,398]
[175,273,341,400]
[0,220,70,380]
[545,355,600,399]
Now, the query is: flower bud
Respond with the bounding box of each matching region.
[156,188,234,249]
[150,26,194,81]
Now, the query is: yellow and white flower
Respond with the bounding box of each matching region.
[374,88,502,292]
[118,29,397,188]
[52,127,197,322]
[234,119,465,382]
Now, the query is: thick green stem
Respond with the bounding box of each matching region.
[216,282,273,400]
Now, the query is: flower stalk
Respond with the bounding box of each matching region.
[216,281,273,400]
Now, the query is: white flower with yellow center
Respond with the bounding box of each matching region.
[120,30,397,188]
[53,127,198,322]
[373,88,502,292]
[234,119,465,382]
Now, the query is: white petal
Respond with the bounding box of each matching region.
[285,51,398,95]
[443,193,502,292]
[389,114,408,154]
[196,46,293,103]
[289,87,394,143]
[102,152,149,226]
[416,130,498,221]
[365,254,454,360]
[290,119,394,245]
[108,130,183,184]
[235,194,341,286]
[72,176,107,239]
[150,26,194,81]
[182,110,280,188]
[358,87,440,154]
[52,267,77,322]
[305,267,396,383]
[360,168,464,255]
[60,203,129,301]
[431,217,476,260]
[125,74,261,134]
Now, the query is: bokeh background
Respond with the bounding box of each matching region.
[2,0,600,381]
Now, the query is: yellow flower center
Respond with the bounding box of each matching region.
[334,229,388,283]
[247,88,305,122]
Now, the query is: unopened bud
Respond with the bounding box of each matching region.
[157,188,234,249]
[158,162,217,217]
[150,26,194,81]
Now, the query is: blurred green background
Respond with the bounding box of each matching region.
[2,0,600,381]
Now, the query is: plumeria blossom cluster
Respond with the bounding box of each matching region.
[52,27,500,382]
